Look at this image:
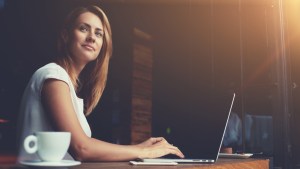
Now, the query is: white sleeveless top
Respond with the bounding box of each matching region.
[17,63,91,161]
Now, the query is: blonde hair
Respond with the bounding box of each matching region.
[56,6,112,115]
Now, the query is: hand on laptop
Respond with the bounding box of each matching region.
[136,137,185,159]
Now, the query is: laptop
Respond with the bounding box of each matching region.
[142,92,236,164]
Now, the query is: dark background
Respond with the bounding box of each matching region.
[1,0,300,168]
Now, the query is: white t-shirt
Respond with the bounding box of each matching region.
[17,63,91,161]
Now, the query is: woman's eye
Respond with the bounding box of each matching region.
[95,32,103,38]
[79,26,88,32]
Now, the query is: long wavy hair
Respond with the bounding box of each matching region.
[56,6,112,115]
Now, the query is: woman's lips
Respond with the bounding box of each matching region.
[82,44,95,51]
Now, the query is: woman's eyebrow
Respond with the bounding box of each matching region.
[95,28,103,32]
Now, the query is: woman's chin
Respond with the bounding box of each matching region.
[83,56,98,63]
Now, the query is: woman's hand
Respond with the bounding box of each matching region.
[136,137,185,159]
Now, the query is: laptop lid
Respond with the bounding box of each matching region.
[150,92,235,163]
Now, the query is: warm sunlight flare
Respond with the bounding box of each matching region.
[285,1,300,42]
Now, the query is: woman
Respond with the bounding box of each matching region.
[17,5,184,162]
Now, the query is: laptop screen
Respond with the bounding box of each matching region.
[153,92,235,160]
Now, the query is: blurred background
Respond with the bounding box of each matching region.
[1,0,300,168]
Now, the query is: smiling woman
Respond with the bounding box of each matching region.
[16,5,184,162]
[66,12,104,72]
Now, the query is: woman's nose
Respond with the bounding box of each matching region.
[86,36,95,43]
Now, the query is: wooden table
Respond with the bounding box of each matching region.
[0,158,269,169]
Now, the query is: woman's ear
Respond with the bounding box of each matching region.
[61,29,68,43]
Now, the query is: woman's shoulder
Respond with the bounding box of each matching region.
[36,62,65,73]
[31,62,70,83]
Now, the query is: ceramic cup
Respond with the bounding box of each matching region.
[23,131,71,162]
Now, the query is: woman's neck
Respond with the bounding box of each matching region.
[72,61,87,79]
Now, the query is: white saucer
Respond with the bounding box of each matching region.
[20,160,81,167]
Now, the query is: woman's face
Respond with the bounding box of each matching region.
[68,12,104,67]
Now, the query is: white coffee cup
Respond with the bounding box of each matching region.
[23,132,71,162]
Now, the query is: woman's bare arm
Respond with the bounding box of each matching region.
[41,79,184,161]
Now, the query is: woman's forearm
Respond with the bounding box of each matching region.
[70,136,184,162]
[71,137,142,162]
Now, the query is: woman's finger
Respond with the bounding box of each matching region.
[169,148,185,158]
[166,144,185,158]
